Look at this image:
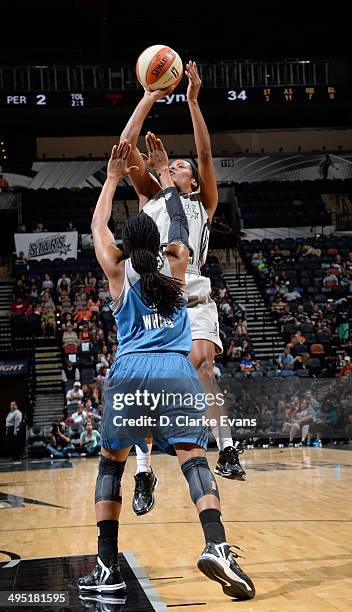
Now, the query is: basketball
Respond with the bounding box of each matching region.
[136,44,183,91]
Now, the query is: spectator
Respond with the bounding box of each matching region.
[319,154,338,179]
[80,420,101,457]
[5,400,23,458]
[63,323,79,354]
[62,358,80,390]
[14,251,28,269]
[289,399,315,445]
[323,271,338,290]
[240,352,257,374]
[71,403,87,426]
[98,281,111,301]
[10,296,27,315]
[277,347,294,370]
[85,271,97,290]
[34,222,47,232]
[66,221,77,231]
[100,297,114,333]
[41,273,54,291]
[57,273,71,292]
[87,294,101,313]
[96,351,109,374]
[66,381,84,405]
[71,273,85,291]
[339,356,352,378]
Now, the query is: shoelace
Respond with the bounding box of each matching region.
[227,544,244,560]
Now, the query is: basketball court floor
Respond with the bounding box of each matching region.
[1,448,351,611]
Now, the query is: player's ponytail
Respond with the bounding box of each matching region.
[122,213,184,318]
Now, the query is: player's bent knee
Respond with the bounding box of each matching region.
[95,456,126,504]
[181,456,220,504]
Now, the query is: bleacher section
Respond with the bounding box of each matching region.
[236,180,333,228]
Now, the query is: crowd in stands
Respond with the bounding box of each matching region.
[222,377,352,445]
[10,233,352,455]
[240,235,352,379]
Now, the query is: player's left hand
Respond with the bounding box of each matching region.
[107,141,139,180]
[186,61,201,102]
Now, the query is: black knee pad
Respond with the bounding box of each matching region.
[181,456,220,504]
[95,456,126,504]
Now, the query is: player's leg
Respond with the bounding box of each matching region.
[133,435,158,515]
[190,338,246,480]
[77,446,131,592]
[174,442,255,600]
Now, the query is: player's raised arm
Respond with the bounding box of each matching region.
[91,141,138,295]
[186,61,218,220]
[144,132,189,272]
[120,86,177,203]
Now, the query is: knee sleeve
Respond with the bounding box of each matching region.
[95,456,126,504]
[181,456,220,504]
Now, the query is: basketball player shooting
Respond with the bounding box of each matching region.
[120,61,246,517]
[77,138,255,601]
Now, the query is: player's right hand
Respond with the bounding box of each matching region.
[144,132,169,174]
[144,81,178,101]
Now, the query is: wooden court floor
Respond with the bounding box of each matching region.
[1,448,352,611]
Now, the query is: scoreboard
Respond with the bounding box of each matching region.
[0,85,344,109]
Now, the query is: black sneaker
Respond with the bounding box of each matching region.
[132,469,158,516]
[77,556,126,592]
[214,445,246,480]
[79,592,127,611]
[197,541,255,600]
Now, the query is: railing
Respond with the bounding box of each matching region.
[0,59,335,92]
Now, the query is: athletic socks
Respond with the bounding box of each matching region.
[211,424,234,452]
[199,508,226,544]
[97,519,119,564]
[135,443,152,474]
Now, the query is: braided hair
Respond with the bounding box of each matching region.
[122,213,184,318]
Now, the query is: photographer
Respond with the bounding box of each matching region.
[46,420,75,458]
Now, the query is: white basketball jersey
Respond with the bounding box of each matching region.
[143,189,211,301]
[143,187,210,262]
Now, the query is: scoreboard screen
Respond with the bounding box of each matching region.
[0,85,344,109]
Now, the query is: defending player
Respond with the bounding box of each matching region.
[77,139,255,602]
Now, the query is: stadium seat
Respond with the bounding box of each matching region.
[27,426,47,457]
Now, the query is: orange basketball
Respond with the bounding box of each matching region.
[136,44,183,91]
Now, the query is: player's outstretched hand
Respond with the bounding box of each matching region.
[144,132,169,175]
[186,61,201,102]
[107,141,139,180]
[144,80,179,102]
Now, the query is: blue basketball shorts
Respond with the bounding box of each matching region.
[101,352,208,454]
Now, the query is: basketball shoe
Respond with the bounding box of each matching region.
[77,556,126,592]
[214,445,246,480]
[197,541,255,600]
[132,469,158,515]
